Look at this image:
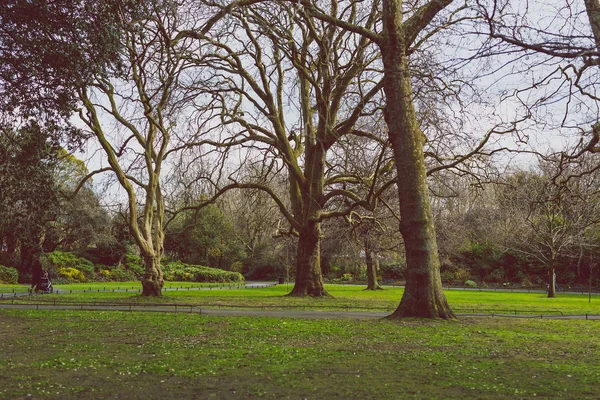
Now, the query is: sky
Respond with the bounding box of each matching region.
[71,0,599,206]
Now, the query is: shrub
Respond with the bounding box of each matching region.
[0,265,19,284]
[230,261,244,273]
[100,269,111,280]
[57,267,86,283]
[464,280,477,287]
[79,242,127,267]
[43,251,95,280]
[122,253,145,278]
[456,241,503,280]
[486,268,505,283]
[109,267,137,282]
[440,271,455,283]
[455,268,471,282]
[163,261,244,283]
[379,262,406,280]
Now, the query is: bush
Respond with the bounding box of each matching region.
[440,271,455,283]
[109,267,137,282]
[79,242,127,267]
[57,267,86,283]
[163,261,244,283]
[43,251,95,280]
[379,262,406,280]
[242,264,279,281]
[486,268,505,283]
[455,268,471,282]
[122,253,145,278]
[456,241,503,280]
[230,261,244,273]
[0,265,19,284]
[464,280,477,287]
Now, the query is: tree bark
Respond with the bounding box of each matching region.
[288,221,329,297]
[382,0,454,319]
[19,243,34,277]
[585,0,600,50]
[577,243,584,279]
[141,253,164,296]
[548,268,556,298]
[365,237,382,290]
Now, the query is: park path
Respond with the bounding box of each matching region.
[1,302,599,320]
[1,282,599,320]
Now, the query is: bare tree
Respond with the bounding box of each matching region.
[76,3,220,295]
[492,164,600,297]
[475,0,600,170]
[173,2,390,296]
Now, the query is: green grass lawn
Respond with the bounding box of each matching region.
[5,282,600,315]
[1,309,599,399]
[0,281,241,293]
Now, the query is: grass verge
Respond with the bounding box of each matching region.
[1,310,599,399]
[4,283,600,315]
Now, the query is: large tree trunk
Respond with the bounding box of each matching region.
[141,253,164,296]
[585,0,600,50]
[19,243,34,277]
[548,268,557,298]
[382,0,454,319]
[365,237,382,290]
[288,222,329,297]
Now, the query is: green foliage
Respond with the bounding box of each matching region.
[43,251,94,279]
[453,241,505,281]
[230,261,244,273]
[0,123,60,255]
[464,280,477,287]
[379,261,405,280]
[164,205,246,269]
[440,271,454,283]
[486,268,506,283]
[57,267,86,282]
[108,267,137,282]
[121,253,145,278]
[163,261,244,283]
[0,265,19,284]
[81,241,127,266]
[96,264,137,282]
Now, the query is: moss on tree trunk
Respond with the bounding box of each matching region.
[288,222,329,297]
[382,0,454,319]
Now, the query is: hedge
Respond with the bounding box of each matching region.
[163,261,244,283]
[0,265,19,284]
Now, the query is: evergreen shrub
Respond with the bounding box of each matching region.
[57,267,86,282]
[44,251,95,280]
[0,265,19,284]
[163,261,244,283]
[122,253,145,278]
[110,267,137,281]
